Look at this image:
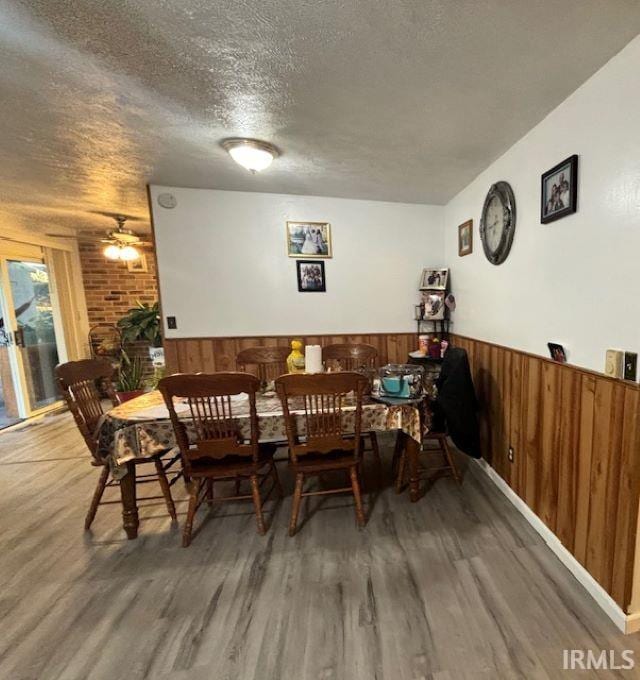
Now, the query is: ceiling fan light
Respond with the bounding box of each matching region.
[119,245,140,261]
[222,138,278,172]
[103,244,121,260]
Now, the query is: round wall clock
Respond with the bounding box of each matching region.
[479,181,516,265]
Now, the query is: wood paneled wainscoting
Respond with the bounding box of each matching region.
[452,334,640,618]
[163,333,418,375]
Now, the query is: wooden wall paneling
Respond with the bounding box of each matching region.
[555,369,581,552]
[509,351,524,498]
[539,362,561,533]
[574,374,596,567]
[523,357,542,514]
[612,387,640,609]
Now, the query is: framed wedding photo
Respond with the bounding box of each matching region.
[286,221,332,258]
[419,268,448,290]
[297,260,326,292]
[541,154,578,224]
[458,219,473,256]
[422,290,446,320]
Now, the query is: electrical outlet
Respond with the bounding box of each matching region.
[166,316,177,330]
[508,446,514,463]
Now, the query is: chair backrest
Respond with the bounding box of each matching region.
[275,372,367,463]
[236,346,289,384]
[322,343,378,371]
[56,358,118,460]
[158,372,261,474]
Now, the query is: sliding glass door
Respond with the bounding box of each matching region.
[0,245,66,427]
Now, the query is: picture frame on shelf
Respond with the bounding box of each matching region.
[297,260,326,292]
[541,154,578,224]
[458,220,473,256]
[419,268,448,290]
[422,290,446,320]
[286,221,332,258]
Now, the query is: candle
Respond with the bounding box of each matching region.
[305,345,323,373]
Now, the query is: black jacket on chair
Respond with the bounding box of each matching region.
[433,347,481,459]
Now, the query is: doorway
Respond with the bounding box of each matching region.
[0,243,67,428]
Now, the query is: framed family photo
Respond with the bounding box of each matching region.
[458,220,473,256]
[127,254,148,272]
[422,290,446,320]
[286,221,332,258]
[419,268,448,290]
[297,260,326,292]
[541,154,578,224]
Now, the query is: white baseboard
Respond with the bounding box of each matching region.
[471,458,632,634]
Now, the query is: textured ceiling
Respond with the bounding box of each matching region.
[2,1,640,233]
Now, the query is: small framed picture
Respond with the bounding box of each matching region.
[127,254,148,273]
[419,268,448,290]
[547,342,567,363]
[422,290,445,320]
[286,221,332,258]
[458,220,473,256]
[297,260,326,292]
[541,155,578,224]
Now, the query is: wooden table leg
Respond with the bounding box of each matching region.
[405,433,421,502]
[120,461,139,539]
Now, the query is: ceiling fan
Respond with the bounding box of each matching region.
[47,212,152,261]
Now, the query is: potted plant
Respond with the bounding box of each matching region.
[117,301,165,366]
[115,350,144,403]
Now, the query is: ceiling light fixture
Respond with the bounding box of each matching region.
[221,138,279,173]
[103,244,141,261]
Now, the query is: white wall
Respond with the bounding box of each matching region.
[150,187,443,338]
[444,35,640,373]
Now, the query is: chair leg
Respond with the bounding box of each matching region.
[182,480,200,547]
[250,474,267,535]
[235,478,242,496]
[154,459,177,520]
[206,478,214,505]
[85,465,109,530]
[391,431,404,475]
[369,431,382,468]
[395,450,406,494]
[350,467,366,528]
[441,435,462,485]
[271,461,284,497]
[289,472,304,536]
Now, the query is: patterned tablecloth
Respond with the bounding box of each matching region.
[97,390,425,474]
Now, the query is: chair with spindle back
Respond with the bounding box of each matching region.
[159,372,282,546]
[275,371,368,536]
[56,359,178,531]
[236,346,290,386]
[322,343,381,468]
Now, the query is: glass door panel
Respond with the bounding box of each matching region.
[7,260,60,412]
[0,302,22,428]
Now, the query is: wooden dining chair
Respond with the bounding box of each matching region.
[393,432,461,493]
[159,372,282,546]
[275,371,368,536]
[236,346,290,384]
[56,359,178,531]
[322,343,381,467]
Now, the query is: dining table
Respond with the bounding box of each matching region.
[97,389,428,539]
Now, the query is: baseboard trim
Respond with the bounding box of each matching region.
[471,458,632,634]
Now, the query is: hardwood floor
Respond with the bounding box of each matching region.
[1,413,639,679]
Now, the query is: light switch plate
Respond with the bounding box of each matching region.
[624,352,638,382]
[605,349,623,378]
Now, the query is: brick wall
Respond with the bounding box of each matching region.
[78,239,158,378]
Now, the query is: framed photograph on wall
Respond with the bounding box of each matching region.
[419,268,448,290]
[422,290,445,320]
[127,254,148,273]
[286,221,332,258]
[458,220,473,256]
[297,260,326,292]
[541,154,578,224]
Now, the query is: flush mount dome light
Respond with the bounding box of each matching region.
[221,138,279,172]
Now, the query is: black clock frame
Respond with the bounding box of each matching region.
[479,181,516,265]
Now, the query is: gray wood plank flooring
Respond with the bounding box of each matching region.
[1,413,639,679]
